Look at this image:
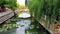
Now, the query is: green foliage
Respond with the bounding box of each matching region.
[28,0,60,28]
[0,17,21,32]
[28,0,45,20]
[0,0,17,10]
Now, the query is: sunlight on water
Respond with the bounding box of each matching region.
[18,13,31,18]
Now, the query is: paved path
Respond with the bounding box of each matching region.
[0,8,14,24]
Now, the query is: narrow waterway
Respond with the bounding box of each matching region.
[0,19,50,34]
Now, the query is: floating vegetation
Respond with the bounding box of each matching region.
[0,17,21,32]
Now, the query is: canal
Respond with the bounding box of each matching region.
[0,18,50,34]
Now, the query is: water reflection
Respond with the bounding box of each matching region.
[16,27,25,34]
[16,19,31,34]
[0,19,50,34]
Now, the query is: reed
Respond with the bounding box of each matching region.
[28,0,60,29]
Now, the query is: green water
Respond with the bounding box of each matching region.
[0,19,50,34]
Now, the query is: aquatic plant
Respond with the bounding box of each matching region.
[0,17,21,32]
[28,0,60,29]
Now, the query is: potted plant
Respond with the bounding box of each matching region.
[0,3,6,12]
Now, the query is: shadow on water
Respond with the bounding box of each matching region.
[0,19,50,34]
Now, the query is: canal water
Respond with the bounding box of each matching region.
[0,19,50,34]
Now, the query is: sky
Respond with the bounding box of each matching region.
[17,0,25,6]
